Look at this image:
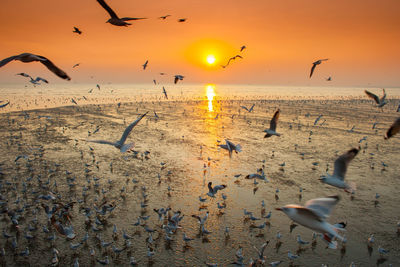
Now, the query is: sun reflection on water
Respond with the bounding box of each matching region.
[206,84,216,111]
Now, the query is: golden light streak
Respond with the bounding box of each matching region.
[206,84,216,111]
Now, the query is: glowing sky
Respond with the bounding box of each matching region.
[0,0,399,86]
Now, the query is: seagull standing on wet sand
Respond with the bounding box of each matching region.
[87,112,148,152]
[319,147,359,192]
[263,109,281,138]
[0,53,70,80]
[276,195,346,243]
[96,0,147,26]
[309,59,329,78]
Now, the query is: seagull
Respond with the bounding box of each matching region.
[96,0,147,26]
[73,27,82,34]
[192,211,209,225]
[162,87,168,99]
[222,55,243,68]
[276,195,345,242]
[309,59,328,78]
[365,89,387,108]
[174,75,184,84]
[0,53,70,80]
[29,77,49,85]
[253,242,269,263]
[219,139,242,157]
[159,15,171,19]
[207,182,226,198]
[178,18,187,22]
[326,76,332,81]
[72,63,80,68]
[240,45,246,52]
[16,72,31,77]
[240,104,255,112]
[263,109,281,138]
[319,147,359,192]
[0,102,10,108]
[384,117,400,139]
[87,112,148,152]
[142,60,148,70]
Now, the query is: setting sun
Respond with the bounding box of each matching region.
[206,55,216,65]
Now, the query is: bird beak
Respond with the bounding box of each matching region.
[275,208,282,211]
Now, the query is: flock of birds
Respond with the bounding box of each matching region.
[0,0,399,266]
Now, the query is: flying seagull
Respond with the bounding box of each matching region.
[207,182,226,198]
[30,77,49,85]
[309,59,329,78]
[178,18,187,22]
[142,60,148,70]
[174,75,184,84]
[159,15,171,20]
[240,45,246,52]
[364,89,387,108]
[72,63,80,68]
[319,147,359,192]
[87,112,148,152]
[219,139,241,158]
[96,0,147,26]
[0,53,70,80]
[73,27,82,34]
[0,102,10,108]
[240,104,255,112]
[16,72,30,77]
[276,195,345,243]
[222,55,243,68]
[162,87,168,99]
[385,117,400,140]
[263,109,281,138]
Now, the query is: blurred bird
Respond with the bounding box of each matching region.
[73,27,82,34]
[309,59,329,78]
[384,117,400,139]
[365,89,387,108]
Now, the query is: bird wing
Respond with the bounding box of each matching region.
[381,88,387,101]
[269,109,280,131]
[309,63,317,78]
[0,102,9,108]
[240,106,249,112]
[117,112,148,146]
[174,76,179,84]
[36,77,49,83]
[39,57,71,80]
[87,140,117,146]
[96,0,119,19]
[0,55,19,68]
[364,90,380,104]
[249,104,255,112]
[121,17,147,21]
[385,117,400,139]
[213,185,226,192]
[305,195,340,220]
[332,147,359,179]
[163,87,168,99]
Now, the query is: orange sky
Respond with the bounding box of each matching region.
[0,0,399,86]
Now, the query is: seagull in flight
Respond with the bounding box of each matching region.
[207,182,226,198]
[162,87,168,99]
[276,195,345,242]
[240,45,246,52]
[178,18,187,22]
[219,139,241,158]
[309,59,329,78]
[364,89,387,108]
[0,102,10,108]
[159,15,171,20]
[174,75,184,84]
[96,0,147,27]
[72,63,80,68]
[0,53,70,80]
[142,60,148,70]
[29,77,48,85]
[222,55,243,68]
[263,109,280,138]
[73,27,82,34]
[240,104,255,112]
[385,117,400,140]
[320,147,359,193]
[87,112,148,152]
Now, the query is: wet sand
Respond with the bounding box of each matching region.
[0,98,399,266]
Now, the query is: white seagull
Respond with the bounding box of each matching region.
[365,89,387,108]
[96,0,147,27]
[276,195,345,242]
[0,53,70,80]
[87,112,147,152]
[263,109,281,138]
[319,147,359,192]
[310,59,329,78]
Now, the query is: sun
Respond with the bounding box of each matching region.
[206,55,216,65]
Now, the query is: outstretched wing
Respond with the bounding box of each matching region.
[96,0,119,19]
[248,104,255,112]
[118,112,148,146]
[121,17,147,21]
[240,106,249,112]
[39,57,71,80]
[385,117,400,139]
[332,147,359,179]
[0,55,19,68]
[87,140,117,146]
[381,88,387,101]
[364,90,380,104]
[305,195,340,220]
[309,63,317,78]
[269,109,280,131]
